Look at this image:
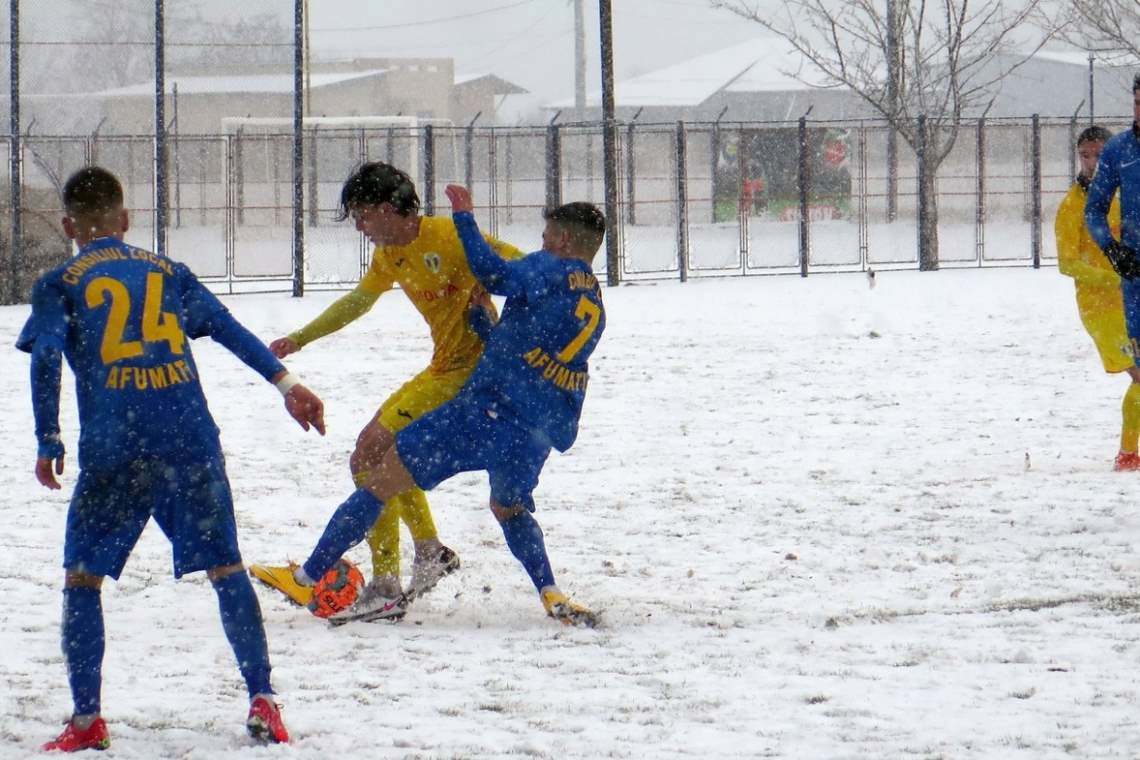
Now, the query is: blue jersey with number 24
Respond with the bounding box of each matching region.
[16,237,283,470]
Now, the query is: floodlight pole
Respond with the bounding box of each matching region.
[599,0,620,285]
[155,0,167,257]
[9,0,21,303]
[292,0,305,296]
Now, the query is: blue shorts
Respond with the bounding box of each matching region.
[396,396,551,512]
[64,455,242,579]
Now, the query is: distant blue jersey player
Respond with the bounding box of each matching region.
[1086,74,1140,345]
[18,167,326,751]
[268,183,607,627]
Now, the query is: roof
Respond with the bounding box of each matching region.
[89,68,390,98]
[546,37,834,109]
[453,73,528,95]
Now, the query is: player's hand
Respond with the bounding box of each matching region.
[1104,241,1140,280]
[468,283,494,316]
[285,384,326,435]
[445,184,473,214]
[269,337,300,358]
[35,454,64,490]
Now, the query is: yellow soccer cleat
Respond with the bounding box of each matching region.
[540,587,599,628]
[249,563,313,607]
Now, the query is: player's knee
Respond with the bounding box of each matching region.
[64,569,104,590]
[490,501,526,523]
[206,562,245,583]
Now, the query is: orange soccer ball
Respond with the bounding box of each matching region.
[306,559,365,618]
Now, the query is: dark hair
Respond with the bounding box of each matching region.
[337,162,420,220]
[1078,125,1113,145]
[1134,73,1140,93]
[543,202,606,253]
[62,166,123,218]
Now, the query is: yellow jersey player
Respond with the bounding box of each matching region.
[250,163,521,616]
[1056,125,1136,470]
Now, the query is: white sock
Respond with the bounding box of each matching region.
[292,566,315,586]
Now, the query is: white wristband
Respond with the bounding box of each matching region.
[275,372,301,396]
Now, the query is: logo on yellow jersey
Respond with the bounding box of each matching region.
[423,252,442,273]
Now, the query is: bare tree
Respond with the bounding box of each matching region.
[712,0,1050,269]
[1054,0,1140,61]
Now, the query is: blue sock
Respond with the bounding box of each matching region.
[500,511,556,592]
[213,572,272,699]
[302,488,385,581]
[61,587,104,716]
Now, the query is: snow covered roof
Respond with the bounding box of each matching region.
[454,73,527,94]
[546,37,834,109]
[90,68,390,98]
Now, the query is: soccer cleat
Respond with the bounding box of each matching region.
[246,695,290,744]
[1114,451,1140,471]
[42,717,110,752]
[407,545,461,600]
[249,563,313,607]
[540,588,599,628]
[327,581,408,626]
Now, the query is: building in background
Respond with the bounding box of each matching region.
[18,57,527,136]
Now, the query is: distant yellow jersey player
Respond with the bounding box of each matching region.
[251,163,521,614]
[1055,125,1138,470]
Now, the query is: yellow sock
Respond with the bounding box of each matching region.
[398,488,439,542]
[1122,382,1140,453]
[356,468,402,578]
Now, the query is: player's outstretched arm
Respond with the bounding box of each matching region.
[446,184,524,298]
[274,287,382,356]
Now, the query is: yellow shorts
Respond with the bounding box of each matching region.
[375,364,476,433]
[1080,308,1134,374]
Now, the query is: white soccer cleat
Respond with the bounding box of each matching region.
[328,578,408,626]
[407,545,461,600]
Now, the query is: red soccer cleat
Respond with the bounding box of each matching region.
[42,717,110,752]
[246,695,290,744]
[1114,451,1140,471]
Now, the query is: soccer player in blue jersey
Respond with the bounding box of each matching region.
[267,184,606,627]
[18,167,326,752]
[1087,75,1140,326]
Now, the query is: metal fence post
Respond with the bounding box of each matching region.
[976,117,986,264]
[423,124,435,215]
[306,127,318,225]
[9,0,21,304]
[625,121,636,224]
[738,128,749,272]
[916,113,928,269]
[488,127,499,237]
[1031,113,1041,268]
[292,0,305,296]
[675,120,688,283]
[235,128,244,226]
[154,0,168,258]
[545,123,562,211]
[798,114,810,277]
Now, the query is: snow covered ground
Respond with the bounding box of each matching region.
[3,265,1140,758]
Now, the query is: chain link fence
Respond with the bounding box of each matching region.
[2,115,1130,297]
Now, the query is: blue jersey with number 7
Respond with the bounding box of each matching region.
[16,236,284,471]
[454,211,605,452]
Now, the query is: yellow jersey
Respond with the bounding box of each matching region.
[357,215,522,372]
[1056,181,1122,317]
